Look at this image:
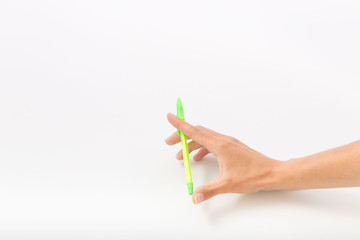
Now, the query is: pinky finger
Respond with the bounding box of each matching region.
[193,147,210,161]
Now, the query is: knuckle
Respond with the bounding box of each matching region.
[218,138,232,149]
[179,121,188,130]
[227,136,239,143]
[195,125,204,130]
[223,177,235,187]
[182,124,194,138]
[173,121,181,129]
[183,124,192,134]
[190,125,200,136]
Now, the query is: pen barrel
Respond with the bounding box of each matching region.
[180,133,192,183]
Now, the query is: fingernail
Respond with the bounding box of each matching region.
[194,193,204,204]
[176,152,182,158]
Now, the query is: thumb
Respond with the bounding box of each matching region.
[192,179,224,205]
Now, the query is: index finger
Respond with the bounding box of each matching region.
[165,132,190,145]
[166,113,217,151]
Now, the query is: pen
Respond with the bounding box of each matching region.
[177,97,193,195]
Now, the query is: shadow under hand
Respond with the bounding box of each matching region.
[180,153,360,224]
[203,190,360,225]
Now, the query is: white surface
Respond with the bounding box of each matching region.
[1,1,360,239]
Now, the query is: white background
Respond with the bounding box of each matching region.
[1,1,360,239]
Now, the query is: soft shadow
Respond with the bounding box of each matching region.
[203,190,360,224]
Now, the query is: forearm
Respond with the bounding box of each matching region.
[269,140,360,191]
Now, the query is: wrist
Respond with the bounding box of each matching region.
[260,158,302,191]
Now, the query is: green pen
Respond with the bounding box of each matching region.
[177,97,193,195]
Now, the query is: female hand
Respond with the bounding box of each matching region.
[165,113,282,205]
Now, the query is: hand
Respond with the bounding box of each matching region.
[165,113,283,205]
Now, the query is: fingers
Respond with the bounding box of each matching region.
[198,125,259,155]
[192,179,225,204]
[166,113,217,152]
[165,114,242,150]
[165,132,182,145]
[193,147,210,160]
[165,127,220,146]
[176,141,202,159]
[198,126,243,146]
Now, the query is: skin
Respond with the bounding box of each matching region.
[165,113,360,205]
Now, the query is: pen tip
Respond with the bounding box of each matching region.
[187,182,193,195]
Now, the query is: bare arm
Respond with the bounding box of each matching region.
[274,140,360,191]
[165,113,360,204]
